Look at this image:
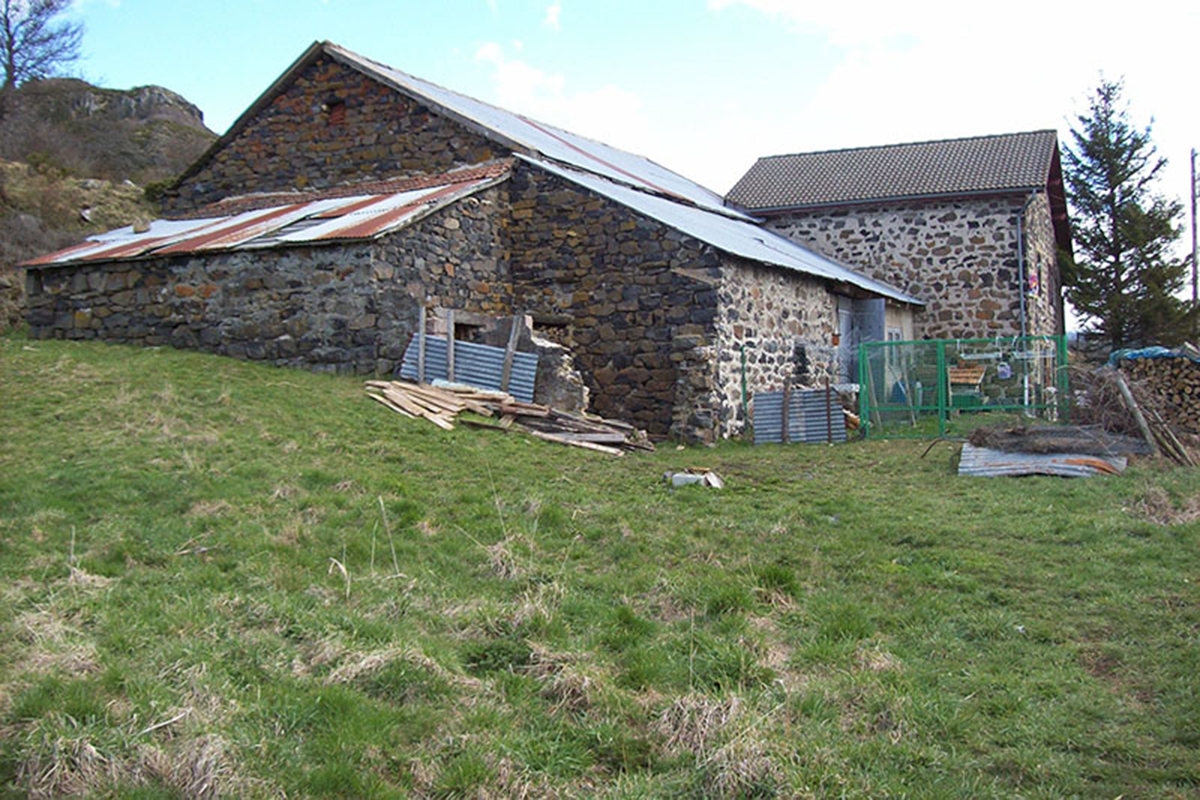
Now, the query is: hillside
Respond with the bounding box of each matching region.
[0,336,1197,797]
[0,78,216,185]
[0,79,218,331]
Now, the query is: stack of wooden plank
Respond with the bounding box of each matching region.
[365,380,654,455]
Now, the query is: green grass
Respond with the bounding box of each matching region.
[1,332,1198,798]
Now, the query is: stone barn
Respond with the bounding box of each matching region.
[21,41,920,440]
[727,131,1072,341]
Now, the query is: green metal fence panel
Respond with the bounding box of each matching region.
[858,335,1069,439]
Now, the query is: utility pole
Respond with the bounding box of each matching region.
[1192,148,1198,306]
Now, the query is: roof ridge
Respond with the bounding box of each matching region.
[754,129,1058,163]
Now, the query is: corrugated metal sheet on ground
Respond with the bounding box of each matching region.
[518,155,922,306]
[957,444,1126,478]
[23,179,495,267]
[399,335,538,403]
[752,390,846,444]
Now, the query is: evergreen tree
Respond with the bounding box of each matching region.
[1062,79,1197,349]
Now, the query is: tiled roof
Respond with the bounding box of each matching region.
[727,130,1059,211]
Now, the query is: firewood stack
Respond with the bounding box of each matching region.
[1118,348,1200,434]
[364,380,654,455]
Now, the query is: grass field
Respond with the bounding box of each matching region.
[1,333,1198,798]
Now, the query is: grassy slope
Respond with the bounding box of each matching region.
[0,334,1197,798]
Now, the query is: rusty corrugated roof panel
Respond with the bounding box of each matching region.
[728,130,1059,211]
[957,443,1127,478]
[21,168,506,268]
[173,160,513,220]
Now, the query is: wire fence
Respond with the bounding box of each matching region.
[858,335,1069,439]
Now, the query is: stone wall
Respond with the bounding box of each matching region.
[503,163,723,439]
[25,187,509,375]
[763,194,1062,340]
[714,258,838,434]
[165,56,498,212]
[1022,193,1061,338]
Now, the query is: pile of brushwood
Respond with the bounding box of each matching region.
[1069,365,1198,466]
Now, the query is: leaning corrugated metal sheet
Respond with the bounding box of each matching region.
[519,155,922,306]
[752,390,847,444]
[957,444,1126,478]
[398,336,539,404]
[323,43,753,223]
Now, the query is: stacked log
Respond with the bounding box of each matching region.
[1118,351,1200,434]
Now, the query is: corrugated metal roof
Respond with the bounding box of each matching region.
[318,43,754,222]
[727,130,1059,211]
[23,174,504,267]
[519,155,922,305]
[957,443,1126,478]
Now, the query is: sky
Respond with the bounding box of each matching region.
[65,0,1199,290]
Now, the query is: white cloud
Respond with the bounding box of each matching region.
[543,0,561,31]
[473,42,647,154]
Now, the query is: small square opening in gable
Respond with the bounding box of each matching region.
[323,99,346,126]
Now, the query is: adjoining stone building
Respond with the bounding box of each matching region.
[21,41,921,441]
[726,131,1072,342]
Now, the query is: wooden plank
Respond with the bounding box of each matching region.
[382,386,432,418]
[401,383,468,412]
[367,392,416,418]
[500,315,521,392]
[555,432,629,444]
[527,430,624,456]
[417,305,427,384]
[446,309,455,383]
[1114,371,1161,458]
[781,378,791,444]
[498,414,516,429]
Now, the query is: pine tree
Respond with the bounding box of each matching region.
[1062,79,1197,349]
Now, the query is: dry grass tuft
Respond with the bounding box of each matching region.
[18,731,234,799]
[484,535,527,580]
[137,734,231,799]
[855,645,903,674]
[18,736,116,799]
[415,518,439,537]
[524,644,593,714]
[325,646,483,693]
[1136,486,1200,526]
[655,693,743,755]
[488,755,560,800]
[702,737,783,799]
[511,580,564,627]
[187,500,232,518]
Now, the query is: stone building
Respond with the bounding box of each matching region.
[726,131,1072,341]
[21,41,920,440]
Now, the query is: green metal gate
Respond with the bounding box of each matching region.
[857,335,1069,439]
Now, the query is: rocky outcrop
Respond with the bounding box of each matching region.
[0,78,217,185]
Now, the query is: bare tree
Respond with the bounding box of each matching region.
[1,0,82,92]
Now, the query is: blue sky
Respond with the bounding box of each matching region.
[70,0,1197,206]
[67,0,1197,250]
